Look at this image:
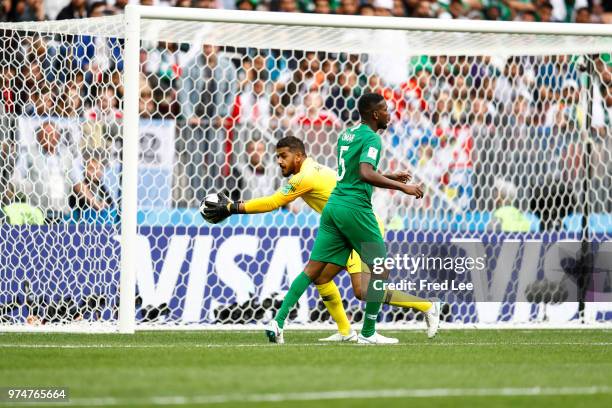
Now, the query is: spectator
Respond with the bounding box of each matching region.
[12,122,106,223]
[545,79,582,130]
[0,68,17,208]
[272,51,322,112]
[32,85,59,117]
[314,0,331,14]
[537,1,555,21]
[236,0,257,10]
[293,91,340,167]
[235,79,272,129]
[321,58,339,95]
[337,0,358,14]
[279,0,298,12]
[10,0,46,22]
[359,3,376,15]
[55,0,87,20]
[139,74,156,118]
[239,54,269,89]
[193,0,218,7]
[145,41,183,119]
[494,57,532,115]
[593,82,612,130]
[69,153,116,224]
[591,1,605,23]
[430,89,454,128]
[239,139,279,200]
[518,10,537,21]
[484,3,503,20]
[325,68,361,123]
[112,0,129,12]
[56,81,83,118]
[574,6,591,23]
[603,0,612,23]
[550,0,589,23]
[447,0,466,19]
[178,44,237,128]
[146,41,184,81]
[88,1,108,17]
[468,97,494,127]
[75,12,123,76]
[488,179,532,232]
[293,91,341,128]
[410,0,432,17]
[177,44,237,204]
[373,0,393,16]
[82,85,122,153]
[1,0,9,21]
[392,0,406,16]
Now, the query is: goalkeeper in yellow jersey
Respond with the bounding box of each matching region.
[202,136,439,341]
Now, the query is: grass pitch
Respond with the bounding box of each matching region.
[1,329,611,407]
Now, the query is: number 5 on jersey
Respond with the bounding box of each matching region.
[337,146,349,181]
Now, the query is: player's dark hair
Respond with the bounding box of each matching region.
[358,93,385,119]
[276,136,306,155]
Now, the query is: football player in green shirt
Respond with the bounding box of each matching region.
[266,93,440,345]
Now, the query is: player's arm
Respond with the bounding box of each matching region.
[201,175,313,223]
[358,135,423,198]
[383,171,411,183]
[359,163,423,198]
[239,188,301,214]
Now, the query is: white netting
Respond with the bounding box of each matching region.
[0,18,126,328]
[139,19,612,57]
[1,11,611,330]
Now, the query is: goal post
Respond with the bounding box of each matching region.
[0,7,611,332]
[118,6,141,334]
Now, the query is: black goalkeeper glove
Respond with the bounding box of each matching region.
[200,191,241,224]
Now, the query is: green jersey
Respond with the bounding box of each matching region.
[327,123,382,210]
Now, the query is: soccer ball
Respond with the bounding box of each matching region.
[199,193,218,214]
[205,193,219,204]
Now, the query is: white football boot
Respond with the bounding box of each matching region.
[318,330,358,342]
[424,300,441,339]
[265,320,285,344]
[357,332,399,345]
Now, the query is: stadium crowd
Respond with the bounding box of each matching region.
[1,0,612,23]
[0,0,611,232]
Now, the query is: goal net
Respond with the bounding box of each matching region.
[1,8,611,331]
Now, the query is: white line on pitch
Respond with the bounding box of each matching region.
[0,342,611,349]
[3,386,611,406]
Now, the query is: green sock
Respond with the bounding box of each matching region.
[275,272,312,329]
[360,278,386,338]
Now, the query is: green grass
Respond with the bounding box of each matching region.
[1,330,611,407]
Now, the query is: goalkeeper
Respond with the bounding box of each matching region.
[202,135,438,342]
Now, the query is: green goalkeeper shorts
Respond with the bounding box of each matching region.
[310,203,386,267]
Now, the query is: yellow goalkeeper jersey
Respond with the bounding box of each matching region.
[243,157,336,214]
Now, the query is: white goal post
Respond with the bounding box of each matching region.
[0,7,611,332]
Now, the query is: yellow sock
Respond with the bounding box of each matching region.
[316,281,351,336]
[384,290,432,312]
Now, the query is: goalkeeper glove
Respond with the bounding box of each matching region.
[200,191,241,224]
